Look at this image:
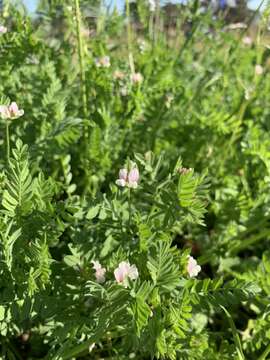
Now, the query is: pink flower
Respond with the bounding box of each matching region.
[0,25,7,34]
[178,167,192,175]
[116,168,128,187]
[92,260,106,283]
[114,261,139,287]
[116,165,139,188]
[131,72,143,84]
[255,64,263,75]
[0,102,24,120]
[128,167,139,188]
[187,256,201,278]
[95,56,110,68]
[242,36,252,46]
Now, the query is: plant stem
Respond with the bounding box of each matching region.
[125,0,135,74]
[6,122,10,164]
[74,0,90,193]
[74,0,87,120]
[128,188,132,229]
[259,343,270,360]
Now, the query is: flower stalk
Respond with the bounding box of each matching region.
[5,122,10,164]
[125,0,135,74]
[74,0,87,120]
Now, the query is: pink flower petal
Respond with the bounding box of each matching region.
[128,167,139,183]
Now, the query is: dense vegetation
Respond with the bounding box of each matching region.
[0,0,270,358]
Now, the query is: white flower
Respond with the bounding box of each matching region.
[0,102,24,120]
[114,261,139,287]
[0,25,7,34]
[92,260,106,283]
[187,256,201,278]
[255,64,263,75]
[242,36,252,46]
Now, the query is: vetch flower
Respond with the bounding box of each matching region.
[0,25,7,34]
[255,64,263,75]
[114,261,139,287]
[95,56,110,68]
[116,164,139,188]
[128,167,139,188]
[187,256,201,278]
[120,86,128,96]
[179,167,192,175]
[116,168,128,187]
[242,36,252,46]
[91,260,106,283]
[131,72,143,84]
[0,102,24,120]
[113,70,125,80]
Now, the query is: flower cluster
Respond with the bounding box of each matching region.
[92,260,139,287]
[178,167,192,175]
[95,56,110,68]
[0,102,24,120]
[116,164,139,188]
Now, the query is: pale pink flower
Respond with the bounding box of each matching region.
[113,70,125,80]
[92,260,106,283]
[131,72,143,84]
[120,86,128,96]
[226,22,247,30]
[114,261,139,287]
[242,36,252,46]
[0,25,7,34]
[116,168,128,187]
[187,256,201,278]
[179,167,192,175]
[0,102,24,120]
[255,64,263,75]
[95,56,110,68]
[128,167,139,188]
[116,165,139,188]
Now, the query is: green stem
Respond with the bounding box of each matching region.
[128,188,132,229]
[229,229,270,256]
[74,0,90,193]
[6,122,10,164]
[259,343,270,360]
[125,0,134,74]
[74,0,87,120]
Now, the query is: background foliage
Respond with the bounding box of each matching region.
[0,0,270,358]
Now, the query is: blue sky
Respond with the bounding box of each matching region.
[23,0,264,13]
